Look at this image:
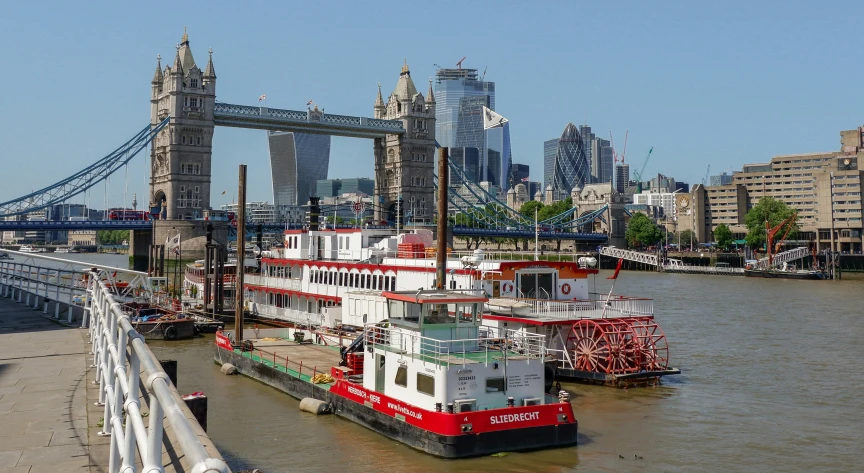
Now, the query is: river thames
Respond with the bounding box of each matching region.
[35,253,863,472]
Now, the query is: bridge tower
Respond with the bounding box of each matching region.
[373,61,436,224]
[149,29,216,220]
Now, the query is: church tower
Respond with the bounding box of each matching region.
[373,61,436,224]
[149,28,216,219]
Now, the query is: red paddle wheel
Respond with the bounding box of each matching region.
[567,320,641,374]
[628,318,670,371]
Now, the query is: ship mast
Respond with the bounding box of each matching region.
[436,147,449,289]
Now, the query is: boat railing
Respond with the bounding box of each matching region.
[251,304,328,327]
[364,325,546,367]
[85,271,230,473]
[244,274,301,291]
[508,295,654,319]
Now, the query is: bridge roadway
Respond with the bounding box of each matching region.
[0,281,228,472]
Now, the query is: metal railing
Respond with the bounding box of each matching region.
[510,296,654,319]
[0,260,88,322]
[86,270,231,473]
[364,325,545,367]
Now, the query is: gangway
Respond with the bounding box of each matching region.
[755,246,810,269]
[599,246,659,266]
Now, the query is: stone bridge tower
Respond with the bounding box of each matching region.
[572,184,627,247]
[373,61,436,224]
[149,29,216,220]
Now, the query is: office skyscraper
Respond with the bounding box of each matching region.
[615,164,630,193]
[549,123,590,199]
[580,125,596,183]
[268,131,331,207]
[543,138,559,190]
[435,66,512,190]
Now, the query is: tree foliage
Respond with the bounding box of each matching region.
[625,213,661,248]
[713,223,734,251]
[673,229,696,249]
[744,197,797,250]
[96,230,129,245]
[519,201,544,218]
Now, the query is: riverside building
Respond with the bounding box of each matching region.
[690,126,864,252]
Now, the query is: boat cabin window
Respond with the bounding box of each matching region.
[388,301,421,327]
[394,365,408,387]
[422,303,478,327]
[416,373,435,396]
[486,377,506,393]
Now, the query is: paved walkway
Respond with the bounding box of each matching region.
[0,297,102,473]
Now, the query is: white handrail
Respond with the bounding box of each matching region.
[86,271,231,473]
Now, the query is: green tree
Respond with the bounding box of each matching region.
[625,213,661,249]
[519,201,544,218]
[96,230,130,245]
[675,229,696,249]
[713,223,734,251]
[744,197,797,251]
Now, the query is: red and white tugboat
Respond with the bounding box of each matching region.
[215,289,577,458]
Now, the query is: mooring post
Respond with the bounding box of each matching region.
[235,164,247,345]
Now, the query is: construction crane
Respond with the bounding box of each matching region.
[481,66,487,81]
[632,147,654,183]
[701,165,711,186]
[765,212,797,266]
[433,63,442,70]
[620,130,629,165]
[456,56,466,69]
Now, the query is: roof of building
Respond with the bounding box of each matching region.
[390,59,419,102]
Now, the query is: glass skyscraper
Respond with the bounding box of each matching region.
[449,147,481,186]
[550,123,590,199]
[268,131,331,207]
[543,138,559,191]
[435,67,512,190]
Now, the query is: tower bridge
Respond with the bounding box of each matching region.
[0,29,616,266]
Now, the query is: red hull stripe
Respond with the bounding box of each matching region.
[328,378,575,435]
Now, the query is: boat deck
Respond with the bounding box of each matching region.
[234,338,342,387]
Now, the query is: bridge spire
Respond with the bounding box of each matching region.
[152,54,163,84]
[204,48,216,80]
[171,48,183,75]
[426,77,435,104]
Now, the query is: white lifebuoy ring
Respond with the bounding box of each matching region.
[502,282,513,293]
[561,283,571,295]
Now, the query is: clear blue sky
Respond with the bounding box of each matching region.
[1,0,862,208]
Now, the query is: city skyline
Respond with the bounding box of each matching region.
[1,1,863,207]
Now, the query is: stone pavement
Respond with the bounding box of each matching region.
[0,297,102,473]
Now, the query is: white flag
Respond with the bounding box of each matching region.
[482,106,509,130]
[258,94,266,102]
[167,232,181,255]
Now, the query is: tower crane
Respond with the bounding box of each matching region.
[456,56,466,69]
[701,165,711,186]
[632,147,654,183]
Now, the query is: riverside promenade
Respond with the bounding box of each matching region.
[0,296,226,472]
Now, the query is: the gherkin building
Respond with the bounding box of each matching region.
[551,123,590,199]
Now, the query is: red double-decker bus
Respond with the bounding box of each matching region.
[108,209,149,221]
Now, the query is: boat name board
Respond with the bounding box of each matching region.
[489,411,540,425]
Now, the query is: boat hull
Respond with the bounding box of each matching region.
[133,319,196,340]
[744,269,824,280]
[215,346,578,458]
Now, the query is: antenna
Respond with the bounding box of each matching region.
[456,56,467,69]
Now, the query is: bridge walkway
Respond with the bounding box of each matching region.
[0,295,226,472]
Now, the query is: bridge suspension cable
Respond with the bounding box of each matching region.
[0,118,169,218]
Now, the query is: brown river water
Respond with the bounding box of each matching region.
[37,254,864,472]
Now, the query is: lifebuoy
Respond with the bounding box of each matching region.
[561,283,571,295]
[502,283,513,293]
[164,325,178,340]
